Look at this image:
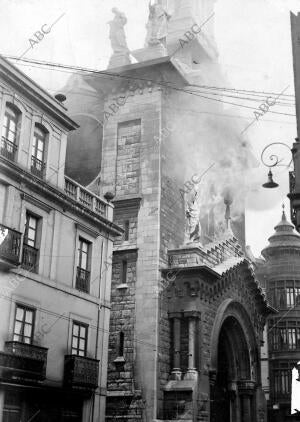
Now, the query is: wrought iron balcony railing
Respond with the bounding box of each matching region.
[76,267,90,293]
[0,341,48,381]
[31,156,45,179]
[64,176,107,218]
[21,244,39,272]
[1,137,18,161]
[64,355,99,390]
[0,224,21,268]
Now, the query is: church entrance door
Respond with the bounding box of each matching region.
[210,316,254,422]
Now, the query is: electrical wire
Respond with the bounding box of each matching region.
[2,55,296,117]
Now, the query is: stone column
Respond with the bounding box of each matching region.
[170,312,182,380]
[184,311,199,380]
[238,381,256,422]
[228,382,238,422]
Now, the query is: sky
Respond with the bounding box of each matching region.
[0,0,299,255]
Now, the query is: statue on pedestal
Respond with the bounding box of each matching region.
[145,1,171,47]
[108,8,129,53]
[185,191,202,244]
[108,8,131,68]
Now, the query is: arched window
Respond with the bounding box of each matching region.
[31,124,47,178]
[1,103,20,161]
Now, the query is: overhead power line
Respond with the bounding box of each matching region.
[3,55,296,108]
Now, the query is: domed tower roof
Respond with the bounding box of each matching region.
[261,206,300,258]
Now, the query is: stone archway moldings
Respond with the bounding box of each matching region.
[209,299,258,377]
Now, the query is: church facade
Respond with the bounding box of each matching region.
[62,1,272,421]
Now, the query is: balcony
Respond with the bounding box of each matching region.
[0,224,21,269]
[0,341,48,381]
[31,156,45,179]
[76,267,90,293]
[21,244,38,272]
[64,355,99,390]
[64,176,107,218]
[1,137,18,161]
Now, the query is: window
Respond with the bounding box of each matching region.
[1,104,20,161]
[116,120,141,196]
[118,332,125,357]
[31,125,47,178]
[286,287,294,307]
[124,220,130,241]
[71,321,88,356]
[13,304,35,344]
[121,260,127,284]
[78,238,89,270]
[269,319,300,351]
[269,280,300,309]
[271,361,295,399]
[76,238,91,293]
[21,213,39,272]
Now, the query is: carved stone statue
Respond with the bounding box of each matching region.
[185,192,202,244]
[107,8,131,68]
[108,8,129,54]
[145,1,171,47]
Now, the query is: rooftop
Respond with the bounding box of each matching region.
[261,207,300,257]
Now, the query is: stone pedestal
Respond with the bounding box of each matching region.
[131,44,168,62]
[108,51,131,69]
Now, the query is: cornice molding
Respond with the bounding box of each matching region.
[112,195,143,210]
[75,222,100,238]
[0,156,123,238]
[0,56,79,131]
[21,192,52,213]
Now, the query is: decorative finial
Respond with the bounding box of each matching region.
[282,203,287,221]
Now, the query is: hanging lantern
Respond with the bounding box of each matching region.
[260,142,293,189]
[262,169,279,189]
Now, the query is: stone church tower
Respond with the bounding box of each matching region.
[62,1,272,421]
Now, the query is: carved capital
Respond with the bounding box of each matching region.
[168,312,182,320]
[183,310,201,319]
[238,380,256,395]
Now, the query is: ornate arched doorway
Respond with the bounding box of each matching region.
[210,301,259,422]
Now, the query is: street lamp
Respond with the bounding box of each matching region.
[261,142,293,188]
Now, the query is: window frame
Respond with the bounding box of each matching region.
[269,319,300,351]
[268,280,300,309]
[118,331,125,357]
[21,211,41,273]
[71,321,88,357]
[2,103,20,144]
[13,304,36,344]
[24,213,39,248]
[271,360,296,399]
[31,124,48,178]
[77,237,90,271]
[124,220,130,241]
[121,260,127,284]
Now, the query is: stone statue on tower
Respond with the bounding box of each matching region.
[108,8,131,68]
[145,0,171,47]
[185,191,202,244]
[108,8,129,54]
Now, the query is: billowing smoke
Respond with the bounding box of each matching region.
[162,63,283,243]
